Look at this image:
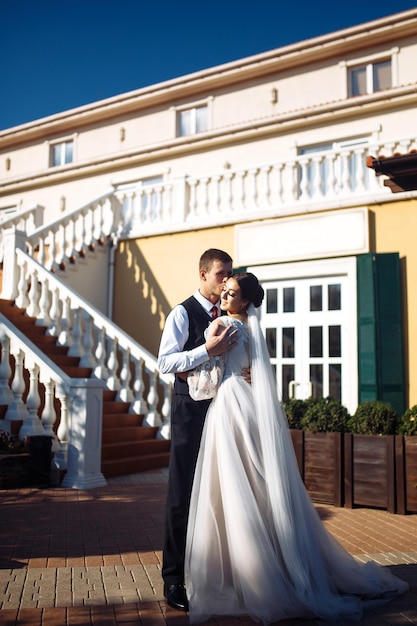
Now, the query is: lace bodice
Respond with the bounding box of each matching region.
[208,317,249,378]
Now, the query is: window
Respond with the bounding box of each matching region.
[348,59,391,97]
[50,140,74,167]
[177,105,208,137]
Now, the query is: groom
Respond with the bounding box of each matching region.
[157,248,237,611]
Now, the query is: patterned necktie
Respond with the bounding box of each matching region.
[211,306,218,319]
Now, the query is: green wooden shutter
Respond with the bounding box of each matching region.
[357,253,405,416]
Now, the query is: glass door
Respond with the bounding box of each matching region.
[260,275,349,404]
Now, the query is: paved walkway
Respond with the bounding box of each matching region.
[1,468,417,625]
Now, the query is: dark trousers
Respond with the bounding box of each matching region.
[162,393,211,586]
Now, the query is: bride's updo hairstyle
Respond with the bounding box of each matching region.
[233,272,264,309]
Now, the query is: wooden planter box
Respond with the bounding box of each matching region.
[395,435,417,514]
[0,453,32,489]
[290,430,343,507]
[344,434,396,513]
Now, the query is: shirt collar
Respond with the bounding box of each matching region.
[194,290,219,315]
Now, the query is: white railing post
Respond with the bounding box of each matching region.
[1,228,26,300]
[61,378,107,489]
[172,175,188,222]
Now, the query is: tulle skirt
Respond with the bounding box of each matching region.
[185,375,408,624]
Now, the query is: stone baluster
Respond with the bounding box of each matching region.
[354,147,366,193]
[260,165,271,207]
[94,326,109,379]
[145,369,161,427]
[106,336,121,390]
[58,296,73,347]
[273,162,284,205]
[54,391,68,471]
[325,153,337,196]
[154,186,163,222]
[299,157,310,199]
[48,286,62,337]
[163,183,173,222]
[18,361,44,439]
[289,161,298,201]
[341,150,351,193]
[68,308,83,357]
[55,220,67,268]
[47,227,59,271]
[68,216,78,263]
[117,347,134,402]
[225,172,234,212]
[212,175,221,214]
[129,356,147,414]
[40,378,60,451]
[37,277,51,327]
[200,177,209,216]
[249,168,259,209]
[26,266,40,319]
[78,209,88,257]
[80,311,96,368]
[0,330,13,404]
[6,348,29,424]
[313,155,324,198]
[237,170,246,210]
[15,257,29,310]
[188,179,198,219]
[37,235,47,267]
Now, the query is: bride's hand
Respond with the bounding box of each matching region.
[206,323,238,356]
[242,368,251,384]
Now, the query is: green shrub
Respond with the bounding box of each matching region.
[347,401,398,435]
[283,398,309,429]
[300,397,350,433]
[397,405,417,436]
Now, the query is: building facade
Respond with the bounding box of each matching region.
[1,9,417,416]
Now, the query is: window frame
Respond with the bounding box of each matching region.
[340,47,399,99]
[49,136,76,168]
[172,97,213,138]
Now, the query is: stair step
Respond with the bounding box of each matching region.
[102,413,144,428]
[103,400,131,414]
[61,366,93,377]
[102,438,170,460]
[103,389,118,401]
[0,298,171,480]
[28,333,69,354]
[101,452,170,478]
[102,425,159,444]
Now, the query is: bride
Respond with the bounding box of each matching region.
[184,272,408,624]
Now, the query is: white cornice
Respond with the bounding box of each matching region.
[1,9,416,148]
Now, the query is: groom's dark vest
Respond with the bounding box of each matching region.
[173,295,212,396]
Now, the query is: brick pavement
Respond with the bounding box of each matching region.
[0,468,417,625]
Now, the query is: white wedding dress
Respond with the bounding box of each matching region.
[185,306,408,624]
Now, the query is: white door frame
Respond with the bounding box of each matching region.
[249,256,358,415]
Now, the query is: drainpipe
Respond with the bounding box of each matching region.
[107,233,118,320]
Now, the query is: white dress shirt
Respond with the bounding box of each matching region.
[157,290,219,374]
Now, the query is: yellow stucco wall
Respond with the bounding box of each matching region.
[113,199,417,408]
[372,199,417,407]
[113,227,234,356]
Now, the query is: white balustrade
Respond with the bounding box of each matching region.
[1,134,417,489]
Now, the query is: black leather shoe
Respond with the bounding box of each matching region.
[164,583,189,612]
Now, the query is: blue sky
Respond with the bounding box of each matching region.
[1,0,416,130]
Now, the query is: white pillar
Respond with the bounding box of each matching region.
[1,228,26,300]
[61,378,107,489]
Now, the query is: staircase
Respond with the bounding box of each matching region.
[0,298,170,479]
